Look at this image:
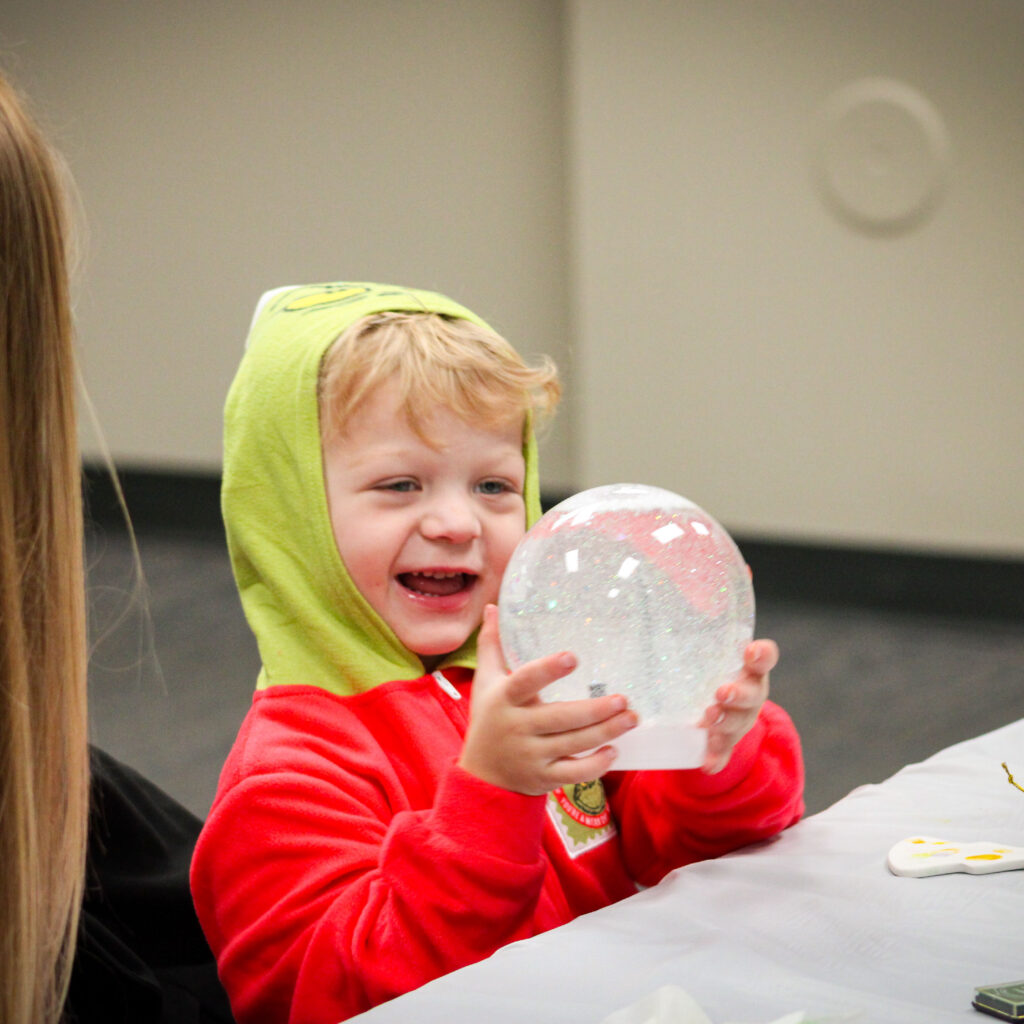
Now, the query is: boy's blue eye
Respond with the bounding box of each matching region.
[383,480,417,492]
[477,480,511,495]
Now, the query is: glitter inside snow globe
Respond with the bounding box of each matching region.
[499,484,754,769]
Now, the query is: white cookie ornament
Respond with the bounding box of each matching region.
[888,836,1024,878]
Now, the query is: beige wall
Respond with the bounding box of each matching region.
[3,1,1022,556]
[567,0,1023,556]
[2,0,573,487]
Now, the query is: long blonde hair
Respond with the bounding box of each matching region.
[0,73,89,1024]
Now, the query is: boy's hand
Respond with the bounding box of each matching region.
[459,605,638,796]
[700,639,779,774]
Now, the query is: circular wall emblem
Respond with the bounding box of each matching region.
[812,77,950,234]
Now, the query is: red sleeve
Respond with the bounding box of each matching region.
[190,699,549,1024]
[605,700,804,888]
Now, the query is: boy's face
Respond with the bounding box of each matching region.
[323,377,527,670]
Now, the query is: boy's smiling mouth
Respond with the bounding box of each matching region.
[398,570,478,598]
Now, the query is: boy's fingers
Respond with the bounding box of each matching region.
[709,639,778,709]
[479,604,579,706]
[714,680,768,712]
[533,694,629,735]
[545,746,620,787]
[473,605,509,685]
[543,707,638,758]
[697,639,779,774]
[744,638,779,675]
[504,649,578,706]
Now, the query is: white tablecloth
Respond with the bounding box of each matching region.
[355,718,1024,1023]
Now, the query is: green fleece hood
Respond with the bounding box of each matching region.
[223,282,543,695]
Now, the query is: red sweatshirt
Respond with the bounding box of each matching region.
[191,668,803,1024]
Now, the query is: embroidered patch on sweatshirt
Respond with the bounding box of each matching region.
[547,780,616,858]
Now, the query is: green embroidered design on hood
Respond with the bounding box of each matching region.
[223,282,543,696]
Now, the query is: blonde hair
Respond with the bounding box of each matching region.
[0,73,89,1024]
[319,311,561,445]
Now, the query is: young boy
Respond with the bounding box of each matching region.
[191,282,804,1024]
